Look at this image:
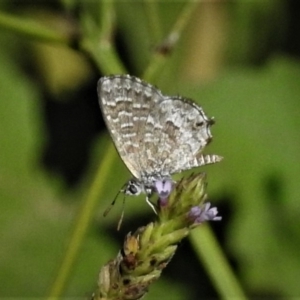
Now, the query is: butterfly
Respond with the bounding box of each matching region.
[98,75,222,215]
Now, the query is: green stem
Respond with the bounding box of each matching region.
[83,39,126,75]
[47,143,116,299]
[47,2,126,298]
[80,0,126,74]
[143,0,162,44]
[143,0,199,82]
[0,11,72,45]
[190,225,248,300]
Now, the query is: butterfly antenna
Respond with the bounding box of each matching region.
[103,185,124,217]
[117,194,126,231]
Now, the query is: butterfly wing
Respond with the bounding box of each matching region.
[98,75,221,181]
[139,96,222,176]
[98,75,165,179]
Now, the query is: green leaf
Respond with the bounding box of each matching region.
[181,56,300,297]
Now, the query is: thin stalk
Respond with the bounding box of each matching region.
[80,0,126,74]
[190,225,247,300]
[47,143,116,299]
[48,1,126,298]
[143,0,162,44]
[143,0,199,82]
[0,11,73,45]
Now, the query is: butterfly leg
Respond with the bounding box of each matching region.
[146,195,158,214]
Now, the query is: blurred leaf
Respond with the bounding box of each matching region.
[32,43,93,96]
[228,0,286,64]
[179,56,300,296]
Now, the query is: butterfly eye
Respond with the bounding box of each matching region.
[125,180,142,196]
[195,121,204,127]
[129,184,138,194]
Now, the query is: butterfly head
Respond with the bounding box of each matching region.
[123,179,145,196]
[123,176,173,198]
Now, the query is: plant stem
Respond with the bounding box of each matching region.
[47,143,116,299]
[143,0,199,82]
[0,11,73,45]
[190,225,248,300]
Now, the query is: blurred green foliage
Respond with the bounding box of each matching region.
[0,0,299,299]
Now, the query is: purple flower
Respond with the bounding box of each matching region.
[188,202,222,224]
[154,179,173,199]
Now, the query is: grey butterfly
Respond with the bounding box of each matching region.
[98,75,222,211]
